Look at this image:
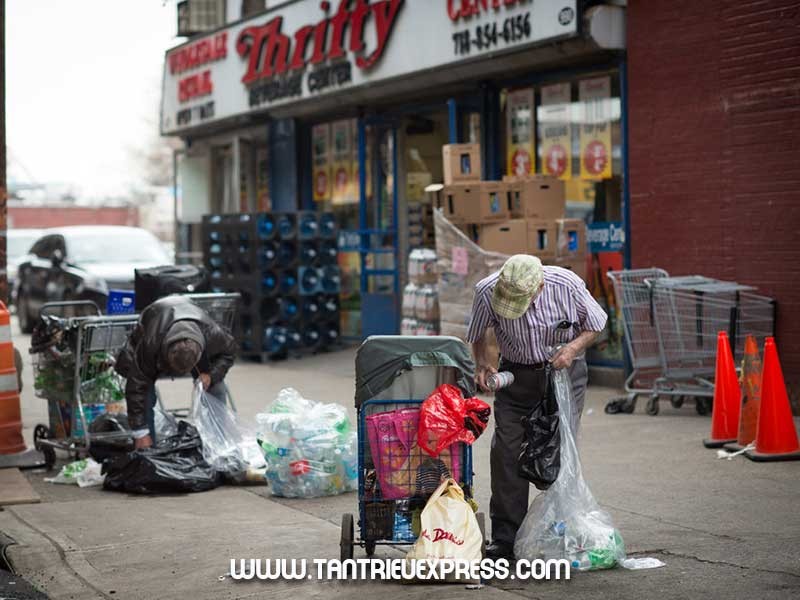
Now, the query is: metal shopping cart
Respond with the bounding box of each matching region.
[341,336,485,560]
[31,293,241,467]
[605,270,776,416]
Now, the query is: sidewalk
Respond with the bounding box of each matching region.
[4,322,800,599]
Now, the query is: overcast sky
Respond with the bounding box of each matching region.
[6,0,178,196]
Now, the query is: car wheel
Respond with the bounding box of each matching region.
[17,290,35,334]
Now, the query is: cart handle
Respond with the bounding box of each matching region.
[40,300,102,318]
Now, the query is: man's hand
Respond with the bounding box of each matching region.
[551,344,578,370]
[134,435,153,450]
[476,364,498,393]
[198,373,211,390]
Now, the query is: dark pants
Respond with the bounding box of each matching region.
[145,380,228,442]
[490,358,588,546]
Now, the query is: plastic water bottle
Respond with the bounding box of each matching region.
[279,271,297,294]
[260,242,278,267]
[322,322,339,346]
[277,215,296,239]
[320,295,339,316]
[319,213,337,238]
[302,298,320,319]
[320,240,338,264]
[300,242,319,265]
[571,552,592,571]
[264,326,288,354]
[208,230,221,242]
[209,243,222,254]
[279,241,297,264]
[299,213,319,239]
[279,297,299,321]
[258,215,275,240]
[261,271,278,294]
[209,256,223,268]
[300,268,320,294]
[321,267,340,293]
[260,298,279,322]
[303,324,322,349]
[487,371,515,392]
[285,327,303,350]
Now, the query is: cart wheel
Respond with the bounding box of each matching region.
[695,398,711,416]
[340,514,354,561]
[622,394,638,414]
[646,396,660,416]
[33,424,50,450]
[476,512,486,558]
[42,445,56,470]
[670,396,685,409]
[364,540,376,557]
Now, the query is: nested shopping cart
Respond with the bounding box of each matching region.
[31,293,241,467]
[341,336,485,559]
[606,269,775,416]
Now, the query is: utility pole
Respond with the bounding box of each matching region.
[0,0,6,304]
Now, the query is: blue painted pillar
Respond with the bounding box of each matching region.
[268,118,300,211]
[447,98,459,144]
[619,58,632,270]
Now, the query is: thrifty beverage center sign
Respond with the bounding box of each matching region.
[161,0,578,135]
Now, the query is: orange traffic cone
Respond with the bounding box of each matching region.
[703,332,741,448]
[745,337,800,461]
[0,301,25,454]
[724,335,762,452]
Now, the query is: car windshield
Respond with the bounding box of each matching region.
[66,230,170,264]
[7,231,41,258]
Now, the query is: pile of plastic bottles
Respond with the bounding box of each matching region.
[256,388,357,498]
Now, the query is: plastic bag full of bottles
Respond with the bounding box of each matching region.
[256,388,357,498]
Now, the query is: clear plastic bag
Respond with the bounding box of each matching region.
[256,388,356,498]
[191,382,263,481]
[514,369,626,571]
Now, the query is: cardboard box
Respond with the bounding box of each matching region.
[553,256,587,282]
[440,183,481,223]
[507,175,565,219]
[526,219,558,261]
[443,143,481,184]
[478,220,527,255]
[556,218,586,258]
[477,181,511,223]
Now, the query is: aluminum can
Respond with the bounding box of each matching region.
[487,371,515,392]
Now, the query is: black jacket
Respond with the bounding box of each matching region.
[115,296,236,431]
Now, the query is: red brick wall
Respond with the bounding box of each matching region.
[8,206,139,229]
[627,0,800,403]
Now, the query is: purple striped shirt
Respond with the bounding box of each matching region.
[466,266,608,364]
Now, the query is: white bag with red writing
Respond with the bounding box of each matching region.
[406,478,482,567]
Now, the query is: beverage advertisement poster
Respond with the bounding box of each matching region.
[579,76,612,180]
[506,88,535,176]
[539,82,572,180]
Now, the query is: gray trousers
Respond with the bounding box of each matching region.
[490,358,588,545]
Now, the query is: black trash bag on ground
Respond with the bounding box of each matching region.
[102,421,222,494]
[88,412,133,463]
[517,369,561,490]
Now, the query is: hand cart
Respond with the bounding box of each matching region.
[341,335,485,560]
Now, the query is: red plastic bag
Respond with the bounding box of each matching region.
[418,384,491,457]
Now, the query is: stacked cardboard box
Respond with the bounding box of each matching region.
[429,143,587,281]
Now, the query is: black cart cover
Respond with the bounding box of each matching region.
[354,335,475,408]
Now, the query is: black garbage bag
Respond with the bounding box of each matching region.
[517,369,561,490]
[102,421,222,494]
[88,412,133,463]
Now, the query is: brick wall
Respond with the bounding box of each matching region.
[628,0,800,406]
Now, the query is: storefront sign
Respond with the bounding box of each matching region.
[161,0,578,134]
[506,88,535,176]
[579,76,612,180]
[540,82,572,180]
[587,221,625,253]
[312,123,331,202]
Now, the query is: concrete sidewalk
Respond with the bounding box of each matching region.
[4,321,800,599]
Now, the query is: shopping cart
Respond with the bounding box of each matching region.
[341,336,485,560]
[31,293,241,467]
[605,270,776,416]
[32,302,139,467]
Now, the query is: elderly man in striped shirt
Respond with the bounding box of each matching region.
[466,254,608,560]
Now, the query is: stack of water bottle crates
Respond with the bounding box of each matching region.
[202,211,342,360]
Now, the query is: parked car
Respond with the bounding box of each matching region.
[7,228,43,299]
[15,226,172,332]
